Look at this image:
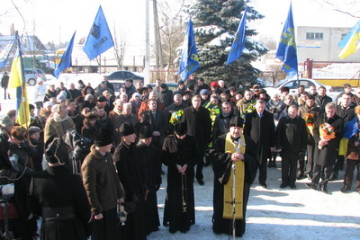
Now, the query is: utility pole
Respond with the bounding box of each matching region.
[153,0,164,79]
[144,0,151,85]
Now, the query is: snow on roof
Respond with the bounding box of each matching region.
[207,32,231,46]
[195,25,224,35]
[313,63,360,79]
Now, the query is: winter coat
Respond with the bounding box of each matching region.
[159,89,174,107]
[313,113,344,167]
[276,116,307,158]
[346,128,360,161]
[44,116,75,143]
[81,145,125,215]
[181,106,212,154]
[315,95,332,112]
[28,166,91,240]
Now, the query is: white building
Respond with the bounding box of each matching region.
[296,26,360,63]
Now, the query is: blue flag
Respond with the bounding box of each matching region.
[226,8,248,65]
[8,32,30,127]
[54,32,76,78]
[179,19,200,81]
[275,3,298,77]
[0,37,15,69]
[83,5,114,60]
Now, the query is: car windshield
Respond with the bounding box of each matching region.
[275,79,287,87]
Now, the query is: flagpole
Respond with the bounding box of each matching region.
[144,0,151,85]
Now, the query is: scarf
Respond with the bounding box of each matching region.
[223,132,246,219]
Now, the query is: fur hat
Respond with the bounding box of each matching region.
[28,126,41,136]
[119,123,135,137]
[45,137,69,165]
[94,129,113,147]
[0,115,14,128]
[229,116,244,128]
[138,123,153,139]
[174,122,187,136]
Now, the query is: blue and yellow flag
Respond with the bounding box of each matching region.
[226,8,248,65]
[8,32,30,128]
[275,3,298,77]
[179,19,200,81]
[54,31,76,78]
[83,5,114,60]
[0,37,15,69]
[338,21,360,59]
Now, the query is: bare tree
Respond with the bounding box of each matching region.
[113,26,127,70]
[312,0,360,18]
[158,0,186,81]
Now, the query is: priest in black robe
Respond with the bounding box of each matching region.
[212,116,257,237]
[113,123,147,240]
[136,123,162,235]
[161,122,200,233]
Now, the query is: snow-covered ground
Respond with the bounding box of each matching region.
[150,164,360,240]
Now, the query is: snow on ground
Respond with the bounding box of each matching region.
[150,164,360,240]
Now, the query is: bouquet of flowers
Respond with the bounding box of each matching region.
[319,123,336,149]
[304,113,315,127]
[169,109,184,125]
[319,123,336,141]
[304,113,316,136]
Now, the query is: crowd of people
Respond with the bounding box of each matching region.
[0,74,359,239]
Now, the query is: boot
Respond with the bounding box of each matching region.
[341,185,351,193]
[320,183,328,193]
[305,182,317,190]
[329,171,338,181]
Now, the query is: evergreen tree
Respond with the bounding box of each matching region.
[191,0,267,87]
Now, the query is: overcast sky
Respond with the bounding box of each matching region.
[0,0,358,46]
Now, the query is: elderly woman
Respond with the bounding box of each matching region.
[44,104,75,142]
[341,105,360,193]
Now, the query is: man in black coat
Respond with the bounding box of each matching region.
[276,105,307,189]
[181,95,212,185]
[212,101,235,148]
[244,99,276,188]
[28,138,91,240]
[159,83,174,108]
[306,102,344,193]
[113,123,147,240]
[315,86,332,112]
[331,93,356,180]
[142,99,168,151]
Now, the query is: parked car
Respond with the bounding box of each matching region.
[108,80,125,95]
[150,82,178,92]
[24,68,46,86]
[263,78,333,97]
[107,70,144,82]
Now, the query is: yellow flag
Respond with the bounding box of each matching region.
[8,32,30,128]
[339,22,360,59]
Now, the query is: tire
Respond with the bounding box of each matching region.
[27,78,36,86]
[83,67,91,73]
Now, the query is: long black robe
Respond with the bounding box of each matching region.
[212,134,257,237]
[28,166,91,240]
[136,141,162,235]
[161,134,200,233]
[113,141,147,240]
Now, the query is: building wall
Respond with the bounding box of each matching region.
[296,26,360,63]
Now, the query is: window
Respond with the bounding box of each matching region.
[306,32,323,40]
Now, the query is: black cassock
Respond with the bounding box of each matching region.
[113,142,147,240]
[212,134,257,237]
[136,141,162,235]
[161,134,200,233]
[28,166,91,240]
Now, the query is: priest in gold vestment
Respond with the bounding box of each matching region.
[212,116,257,237]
